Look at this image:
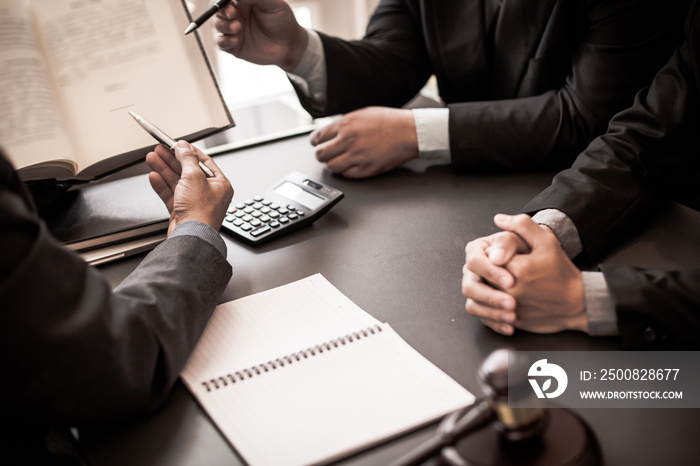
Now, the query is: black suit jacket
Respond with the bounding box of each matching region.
[523,6,700,349]
[295,0,688,170]
[0,153,232,462]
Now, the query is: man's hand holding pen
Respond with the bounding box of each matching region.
[147,141,233,236]
[212,0,308,72]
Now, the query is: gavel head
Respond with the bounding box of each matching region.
[477,349,548,442]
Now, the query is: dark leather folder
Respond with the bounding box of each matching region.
[38,173,169,265]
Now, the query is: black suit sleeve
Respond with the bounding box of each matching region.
[0,157,232,427]
[448,0,689,170]
[292,0,433,115]
[524,8,700,261]
[600,265,700,349]
[292,0,687,171]
[522,6,700,349]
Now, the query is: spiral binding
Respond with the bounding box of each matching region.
[200,324,384,392]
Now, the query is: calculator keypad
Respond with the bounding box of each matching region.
[224,197,306,239]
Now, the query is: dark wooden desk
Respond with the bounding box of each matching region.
[79,134,700,465]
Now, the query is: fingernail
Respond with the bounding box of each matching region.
[176,140,191,150]
[501,311,515,322]
[498,276,512,288]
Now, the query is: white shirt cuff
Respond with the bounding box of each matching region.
[412,108,450,162]
[287,29,327,105]
[582,271,618,336]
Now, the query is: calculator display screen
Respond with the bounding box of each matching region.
[274,181,325,210]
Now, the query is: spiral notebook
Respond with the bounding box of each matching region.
[181,274,475,466]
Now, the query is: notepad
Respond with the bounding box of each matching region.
[181,274,475,466]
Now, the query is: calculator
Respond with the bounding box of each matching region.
[221,172,344,245]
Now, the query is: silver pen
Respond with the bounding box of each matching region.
[129,111,215,178]
[184,0,237,35]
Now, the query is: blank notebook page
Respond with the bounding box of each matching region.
[181,274,475,466]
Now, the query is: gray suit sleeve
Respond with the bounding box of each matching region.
[1,177,232,427]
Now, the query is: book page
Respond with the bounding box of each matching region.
[181,275,475,466]
[0,0,75,177]
[28,0,231,178]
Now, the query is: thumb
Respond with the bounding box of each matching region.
[486,231,529,265]
[493,213,547,249]
[173,141,202,177]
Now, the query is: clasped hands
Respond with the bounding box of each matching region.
[462,214,589,335]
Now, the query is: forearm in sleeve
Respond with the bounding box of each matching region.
[288,30,451,162]
[287,29,327,113]
[1,213,231,426]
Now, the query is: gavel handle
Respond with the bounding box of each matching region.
[389,400,494,466]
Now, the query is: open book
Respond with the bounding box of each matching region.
[1,0,233,183]
[181,274,475,466]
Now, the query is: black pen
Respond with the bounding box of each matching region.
[184,0,236,35]
[129,111,215,178]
